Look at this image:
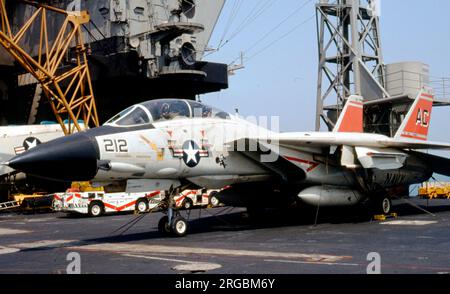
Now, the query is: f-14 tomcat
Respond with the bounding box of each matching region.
[4,87,450,236]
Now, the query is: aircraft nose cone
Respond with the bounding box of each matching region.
[8,132,99,182]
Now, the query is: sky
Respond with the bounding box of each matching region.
[201,0,450,144]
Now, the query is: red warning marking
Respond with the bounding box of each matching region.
[284,156,320,172]
[103,200,137,212]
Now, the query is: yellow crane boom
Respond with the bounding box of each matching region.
[0,0,99,134]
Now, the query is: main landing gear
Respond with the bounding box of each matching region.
[371,195,392,215]
[158,188,189,237]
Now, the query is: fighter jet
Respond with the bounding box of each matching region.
[0,124,68,200]
[0,124,65,177]
[4,87,450,236]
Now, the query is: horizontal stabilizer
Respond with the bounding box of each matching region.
[411,151,450,177]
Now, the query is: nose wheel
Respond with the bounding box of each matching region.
[157,216,172,236]
[171,216,188,237]
[157,213,188,237]
[158,188,189,237]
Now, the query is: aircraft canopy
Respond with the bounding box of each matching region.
[105,99,230,127]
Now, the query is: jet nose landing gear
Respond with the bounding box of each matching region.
[158,214,189,237]
[172,216,188,237]
[158,188,189,237]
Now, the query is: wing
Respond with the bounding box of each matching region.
[231,138,307,183]
[229,133,450,176]
[263,132,450,151]
[378,139,450,150]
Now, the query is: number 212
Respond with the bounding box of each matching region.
[104,139,128,153]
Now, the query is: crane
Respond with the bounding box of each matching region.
[0,0,99,135]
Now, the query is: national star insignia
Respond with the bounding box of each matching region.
[23,138,41,150]
[184,141,200,165]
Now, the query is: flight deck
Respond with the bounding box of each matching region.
[0,198,449,274]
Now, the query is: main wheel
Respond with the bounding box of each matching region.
[88,202,104,217]
[209,192,220,207]
[158,216,172,236]
[171,216,188,237]
[136,199,149,213]
[372,196,392,215]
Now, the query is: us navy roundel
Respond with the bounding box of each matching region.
[182,140,201,168]
[23,137,41,150]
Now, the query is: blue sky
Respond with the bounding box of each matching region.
[202,0,450,143]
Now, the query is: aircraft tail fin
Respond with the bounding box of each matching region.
[333,95,364,133]
[394,88,434,141]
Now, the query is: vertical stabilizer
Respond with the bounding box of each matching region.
[394,88,434,141]
[333,95,364,133]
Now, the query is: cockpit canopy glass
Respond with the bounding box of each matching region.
[105,99,230,127]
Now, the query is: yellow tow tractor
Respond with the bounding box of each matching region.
[67,182,104,193]
[0,182,102,213]
[0,192,54,212]
[419,182,450,200]
[12,193,54,211]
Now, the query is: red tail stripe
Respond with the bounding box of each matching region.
[401,97,433,140]
[337,104,364,133]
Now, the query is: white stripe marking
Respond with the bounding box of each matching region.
[348,103,363,109]
[0,246,20,255]
[123,254,222,271]
[420,96,434,102]
[26,218,55,223]
[265,259,359,267]
[173,263,221,272]
[70,243,351,263]
[124,254,200,264]
[0,228,29,236]
[401,132,428,139]
[11,240,76,249]
[381,220,437,226]
[0,240,76,255]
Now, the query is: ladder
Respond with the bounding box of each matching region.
[0,201,20,211]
